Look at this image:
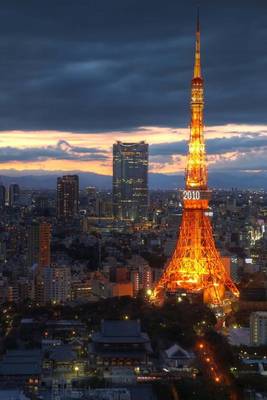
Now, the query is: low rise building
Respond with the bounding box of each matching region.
[103,367,136,385]
[0,350,41,388]
[88,388,131,400]
[161,343,195,371]
[0,390,30,400]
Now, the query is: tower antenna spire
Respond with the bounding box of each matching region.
[194,7,201,78]
[197,7,200,32]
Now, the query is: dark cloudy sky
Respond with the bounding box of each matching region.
[0,0,267,178]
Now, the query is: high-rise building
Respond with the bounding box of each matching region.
[0,185,6,208]
[9,184,20,207]
[57,175,79,219]
[141,265,153,291]
[113,141,148,221]
[86,186,97,215]
[131,270,140,297]
[39,222,51,268]
[0,273,8,304]
[7,284,19,304]
[250,311,267,346]
[35,265,71,305]
[35,196,49,210]
[28,221,51,268]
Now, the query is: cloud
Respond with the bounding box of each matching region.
[0,140,108,163]
[210,149,267,172]
[150,135,267,157]
[0,1,263,133]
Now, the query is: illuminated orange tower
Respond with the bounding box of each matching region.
[154,13,239,304]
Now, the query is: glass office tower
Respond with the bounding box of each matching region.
[113,141,148,221]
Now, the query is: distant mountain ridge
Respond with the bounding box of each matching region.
[0,171,266,190]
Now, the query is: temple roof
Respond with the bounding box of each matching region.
[92,320,150,344]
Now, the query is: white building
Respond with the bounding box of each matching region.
[161,343,195,371]
[250,311,267,346]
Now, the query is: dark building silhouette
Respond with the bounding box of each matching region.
[90,320,152,367]
[9,184,20,207]
[57,175,79,219]
[28,221,51,268]
[0,185,6,208]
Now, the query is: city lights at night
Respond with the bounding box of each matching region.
[0,1,266,400]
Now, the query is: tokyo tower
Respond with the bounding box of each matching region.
[153,13,239,305]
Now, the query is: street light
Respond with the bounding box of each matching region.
[74,365,79,376]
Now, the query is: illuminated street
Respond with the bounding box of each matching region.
[196,340,239,400]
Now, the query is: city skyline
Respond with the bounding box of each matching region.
[0,1,266,185]
[0,5,266,398]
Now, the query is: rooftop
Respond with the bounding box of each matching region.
[227,327,250,346]
[252,311,267,317]
[0,390,30,400]
[48,345,77,362]
[165,344,194,360]
[0,350,42,376]
[92,320,151,345]
[46,319,85,328]
[102,320,141,337]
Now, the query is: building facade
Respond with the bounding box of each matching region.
[113,141,148,221]
[0,185,6,208]
[90,320,152,367]
[57,175,79,219]
[35,265,71,305]
[9,184,20,207]
[27,221,51,268]
[250,311,267,346]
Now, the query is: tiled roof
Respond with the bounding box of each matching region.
[0,350,41,376]
[102,320,141,337]
[92,320,150,344]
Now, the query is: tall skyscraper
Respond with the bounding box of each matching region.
[28,221,51,268]
[141,265,153,291]
[57,175,79,219]
[113,141,148,221]
[86,186,97,215]
[9,184,20,207]
[0,185,6,208]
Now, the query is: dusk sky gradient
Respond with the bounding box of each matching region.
[1,0,267,180]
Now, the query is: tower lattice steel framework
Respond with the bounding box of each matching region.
[153,14,239,305]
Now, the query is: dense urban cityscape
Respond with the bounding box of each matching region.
[2,161,267,399]
[0,1,266,400]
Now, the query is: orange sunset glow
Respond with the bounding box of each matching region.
[0,123,266,175]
